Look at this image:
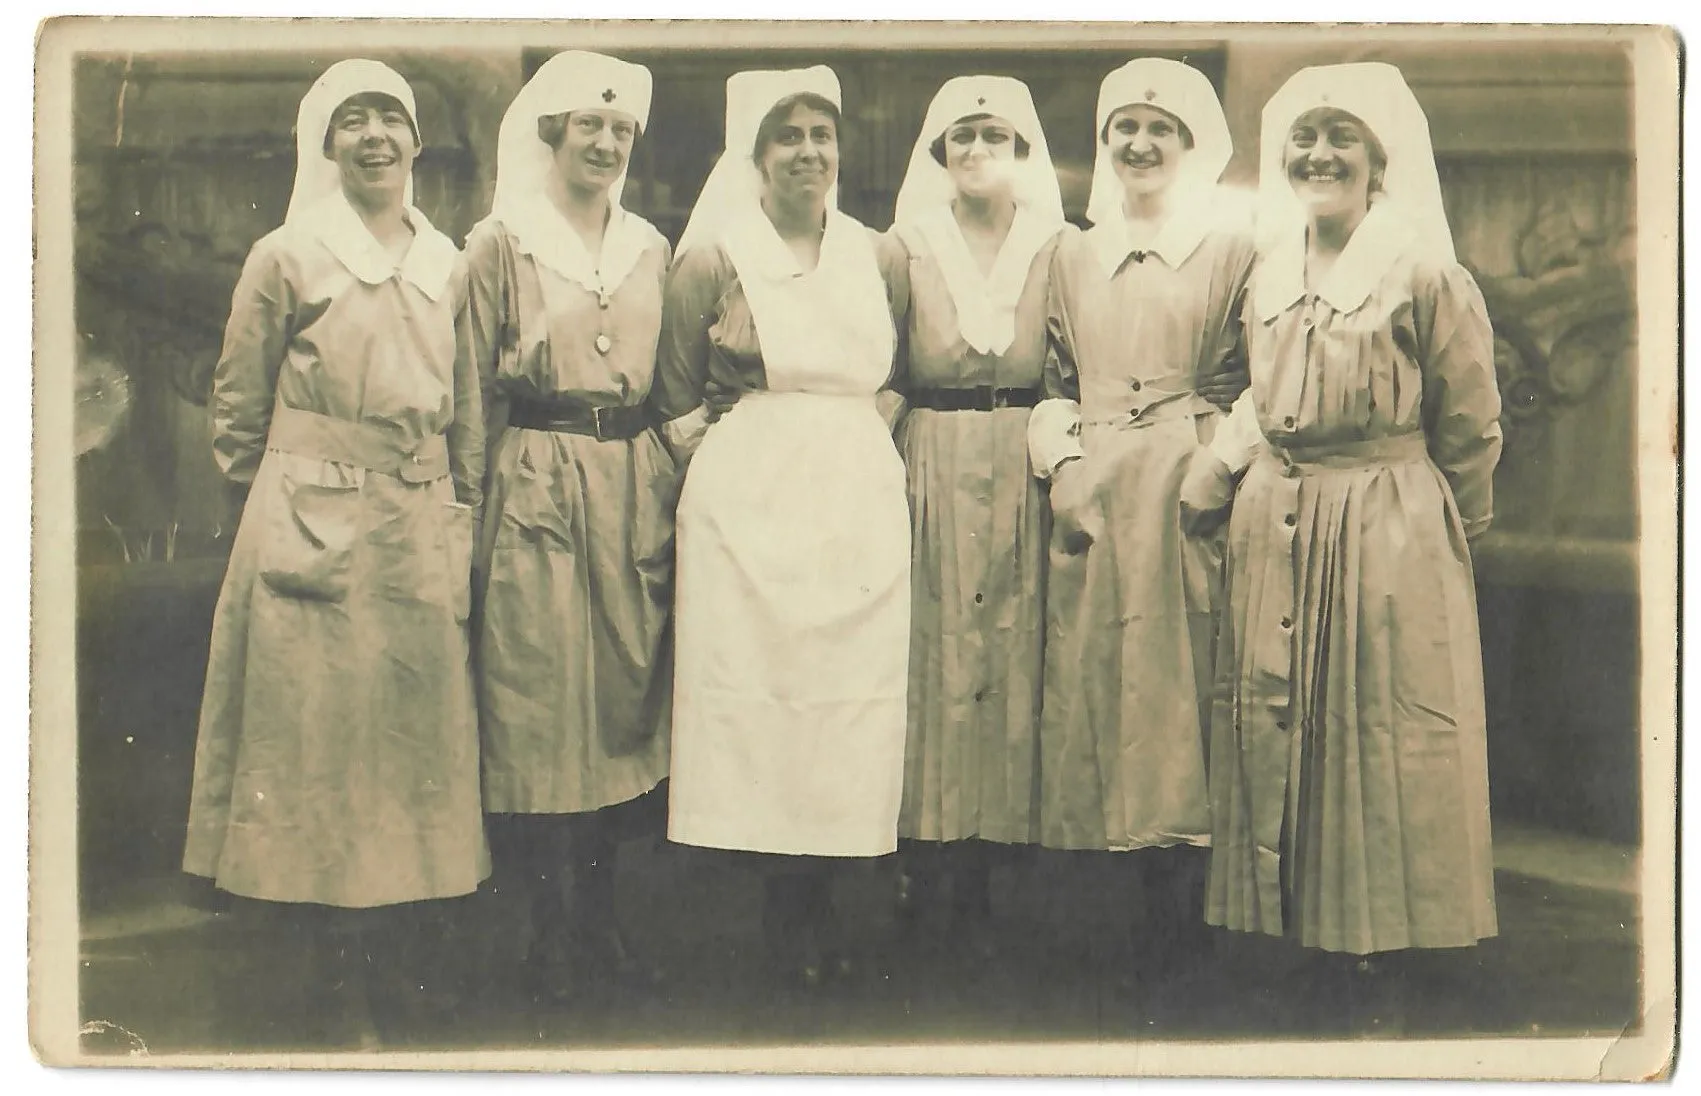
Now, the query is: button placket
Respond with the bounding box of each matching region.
[1276,478,1301,734]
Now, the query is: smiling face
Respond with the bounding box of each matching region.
[1104,104,1191,200]
[1283,107,1385,222]
[754,99,840,207]
[324,93,419,207]
[940,113,1023,201]
[547,108,639,198]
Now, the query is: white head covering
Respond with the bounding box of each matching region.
[892,75,1063,228]
[483,50,658,294]
[1255,62,1454,264]
[1085,57,1234,230]
[490,50,653,216]
[285,58,419,224]
[675,66,842,257]
[281,59,456,298]
[892,75,1063,356]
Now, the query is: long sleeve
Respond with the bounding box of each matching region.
[875,229,912,434]
[651,244,729,457]
[211,237,293,486]
[444,251,485,510]
[456,223,510,501]
[1415,260,1503,540]
[1028,242,1084,480]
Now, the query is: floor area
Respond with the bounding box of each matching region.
[77,823,1644,1057]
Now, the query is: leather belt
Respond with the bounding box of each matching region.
[507,396,652,441]
[907,385,1042,412]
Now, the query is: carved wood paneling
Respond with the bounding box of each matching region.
[1441,157,1638,546]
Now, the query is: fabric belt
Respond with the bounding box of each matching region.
[907,385,1042,412]
[507,396,653,441]
[1083,387,1213,430]
[266,404,449,483]
[1263,431,1429,475]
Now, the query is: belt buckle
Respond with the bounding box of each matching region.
[971,384,997,412]
[591,405,614,442]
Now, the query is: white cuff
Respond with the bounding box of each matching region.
[1208,391,1265,473]
[661,405,711,461]
[1028,398,1084,480]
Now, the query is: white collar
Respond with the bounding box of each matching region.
[1255,203,1418,321]
[1088,191,1220,278]
[725,203,863,283]
[301,192,458,300]
[497,197,659,297]
[905,204,1054,356]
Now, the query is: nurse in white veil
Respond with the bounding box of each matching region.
[653,66,911,988]
[1190,62,1502,1032]
[459,49,674,999]
[884,75,1064,956]
[184,59,486,1046]
[1023,57,1256,999]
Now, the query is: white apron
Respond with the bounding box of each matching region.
[667,209,911,857]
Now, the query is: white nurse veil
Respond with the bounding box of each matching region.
[890,75,1064,357]
[483,50,655,291]
[285,58,420,224]
[891,75,1064,229]
[1084,57,1234,230]
[1255,62,1455,263]
[674,66,842,257]
[489,49,653,221]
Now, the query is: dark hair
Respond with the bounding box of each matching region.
[750,92,842,162]
[321,92,419,155]
[927,114,1032,166]
[536,109,643,150]
[1099,104,1194,150]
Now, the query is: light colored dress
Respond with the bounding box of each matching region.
[889,209,1061,845]
[459,205,675,814]
[183,196,488,908]
[655,206,911,858]
[1198,207,1504,955]
[1035,207,1255,852]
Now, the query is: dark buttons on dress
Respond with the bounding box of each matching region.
[974,592,984,605]
[1130,379,1142,391]
[974,689,986,702]
[1284,513,1297,527]
[1276,720,1289,731]
[1283,416,1296,428]
[1280,616,1293,630]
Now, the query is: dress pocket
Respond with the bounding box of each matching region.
[493,441,577,554]
[258,473,365,602]
[443,500,475,623]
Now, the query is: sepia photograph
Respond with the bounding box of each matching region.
[27,16,1680,1079]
